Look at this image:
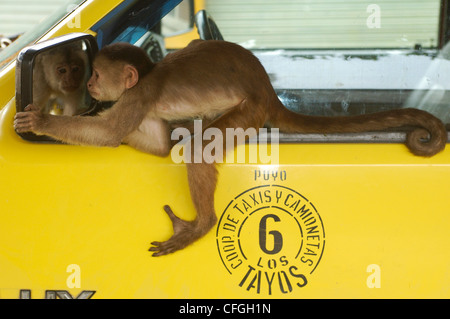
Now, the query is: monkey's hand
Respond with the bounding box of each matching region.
[14,104,47,134]
[149,205,216,256]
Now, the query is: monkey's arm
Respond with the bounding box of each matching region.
[14,91,149,147]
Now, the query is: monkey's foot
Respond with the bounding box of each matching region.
[149,205,216,257]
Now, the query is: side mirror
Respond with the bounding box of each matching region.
[15,33,98,141]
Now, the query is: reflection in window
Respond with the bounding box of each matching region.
[204,0,448,125]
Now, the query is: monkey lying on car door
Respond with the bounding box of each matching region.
[14,40,447,256]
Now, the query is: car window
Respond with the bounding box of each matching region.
[204,0,450,126]
[161,0,194,37]
[90,0,192,63]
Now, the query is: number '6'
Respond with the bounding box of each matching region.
[259,214,283,254]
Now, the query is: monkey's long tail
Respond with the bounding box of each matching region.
[268,100,447,157]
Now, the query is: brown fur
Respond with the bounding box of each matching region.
[14,40,447,256]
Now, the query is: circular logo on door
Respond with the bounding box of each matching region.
[216,184,325,295]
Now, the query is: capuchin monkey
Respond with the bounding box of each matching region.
[32,43,88,115]
[14,40,447,256]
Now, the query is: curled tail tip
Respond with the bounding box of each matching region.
[407,126,447,157]
[389,108,447,157]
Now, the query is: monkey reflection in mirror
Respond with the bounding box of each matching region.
[32,42,90,116]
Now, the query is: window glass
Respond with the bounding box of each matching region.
[162,0,193,36]
[205,0,449,125]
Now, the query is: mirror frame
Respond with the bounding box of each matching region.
[15,33,98,142]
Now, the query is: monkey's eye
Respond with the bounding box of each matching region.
[72,66,80,73]
[57,67,67,74]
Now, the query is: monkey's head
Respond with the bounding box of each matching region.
[87,43,154,102]
[56,58,85,93]
[44,48,86,94]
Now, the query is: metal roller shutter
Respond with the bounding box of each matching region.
[205,0,441,49]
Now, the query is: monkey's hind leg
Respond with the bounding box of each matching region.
[149,205,194,256]
[149,98,267,257]
[149,162,218,257]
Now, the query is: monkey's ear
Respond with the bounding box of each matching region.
[124,65,139,89]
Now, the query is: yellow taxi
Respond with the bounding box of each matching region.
[0,0,449,300]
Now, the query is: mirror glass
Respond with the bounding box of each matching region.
[32,40,92,116]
